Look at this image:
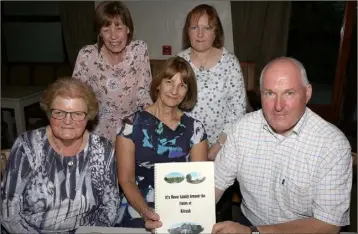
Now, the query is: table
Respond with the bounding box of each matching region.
[75,226,356,234]
[1,85,45,143]
[76,226,149,233]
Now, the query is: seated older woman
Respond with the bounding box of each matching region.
[1,77,120,233]
[116,56,208,228]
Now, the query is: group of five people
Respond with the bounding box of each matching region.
[1,1,352,234]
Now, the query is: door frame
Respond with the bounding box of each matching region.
[308,1,356,124]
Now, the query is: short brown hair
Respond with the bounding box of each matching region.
[40,77,99,121]
[182,4,224,49]
[95,1,134,50]
[150,56,197,111]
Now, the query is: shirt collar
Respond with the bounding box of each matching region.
[261,108,308,137]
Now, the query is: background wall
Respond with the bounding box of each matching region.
[2,1,65,62]
[95,1,234,59]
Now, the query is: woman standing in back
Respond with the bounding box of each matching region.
[73,1,152,143]
[177,4,246,160]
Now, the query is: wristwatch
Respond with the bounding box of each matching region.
[249,226,260,234]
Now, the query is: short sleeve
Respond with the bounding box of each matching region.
[312,144,352,226]
[117,121,134,141]
[191,119,207,145]
[117,111,141,141]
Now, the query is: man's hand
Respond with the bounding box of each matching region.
[144,210,162,233]
[212,221,251,234]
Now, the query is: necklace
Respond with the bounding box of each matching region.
[193,48,213,72]
[51,133,83,167]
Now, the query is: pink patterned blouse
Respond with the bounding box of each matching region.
[73,40,153,143]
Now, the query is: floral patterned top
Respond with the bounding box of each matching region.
[73,40,153,143]
[1,127,120,234]
[116,110,207,228]
[177,48,247,145]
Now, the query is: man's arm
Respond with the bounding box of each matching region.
[212,218,340,234]
[214,144,352,234]
[215,187,225,204]
[214,123,240,203]
[257,218,340,234]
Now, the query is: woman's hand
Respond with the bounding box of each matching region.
[208,133,227,161]
[143,209,162,233]
[208,143,222,161]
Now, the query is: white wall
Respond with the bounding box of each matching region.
[95,1,234,59]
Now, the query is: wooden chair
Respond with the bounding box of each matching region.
[1,149,10,178]
[240,62,260,111]
[352,152,357,166]
[239,61,256,92]
[352,152,357,184]
[150,59,166,78]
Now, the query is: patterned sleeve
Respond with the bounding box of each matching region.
[1,137,39,233]
[312,138,352,226]
[72,45,91,83]
[94,141,121,226]
[190,119,207,146]
[223,54,247,134]
[136,41,153,108]
[117,111,139,141]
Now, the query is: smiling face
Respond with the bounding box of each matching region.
[50,96,88,141]
[156,73,188,108]
[100,17,129,55]
[261,59,312,135]
[188,13,216,52]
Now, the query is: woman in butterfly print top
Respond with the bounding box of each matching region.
[116,56,208,228]
[73,1,152,143]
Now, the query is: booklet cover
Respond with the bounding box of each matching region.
[154,161,215,234]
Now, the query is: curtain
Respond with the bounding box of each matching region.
[231,1,292,91]
[58,1,96,69]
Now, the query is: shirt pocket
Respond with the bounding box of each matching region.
[277,177,313,215]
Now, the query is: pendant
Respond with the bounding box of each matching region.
[199,65,204,72]
[68,161,74,166]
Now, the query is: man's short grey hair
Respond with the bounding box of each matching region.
[259,57,310,90]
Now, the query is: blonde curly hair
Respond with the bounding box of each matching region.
[40,77,98,120]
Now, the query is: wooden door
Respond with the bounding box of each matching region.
[308,1,356,123]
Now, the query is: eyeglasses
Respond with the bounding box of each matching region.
[188,25,214,33]
[50,109,87,121]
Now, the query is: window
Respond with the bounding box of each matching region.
[1,1,67,62]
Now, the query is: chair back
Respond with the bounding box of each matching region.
[1,149,10,178]
[352,152,357,166]
[239,61,256,92]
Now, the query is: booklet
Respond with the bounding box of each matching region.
[154,161,215,234]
